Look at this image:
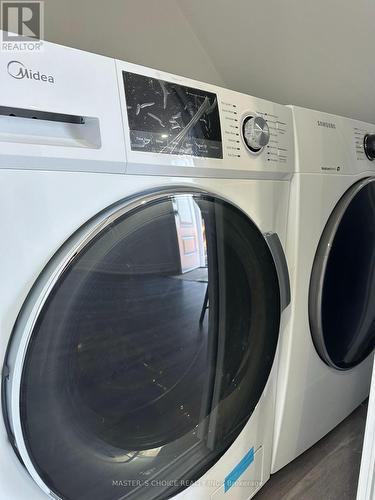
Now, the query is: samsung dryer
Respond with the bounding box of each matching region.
[272,106,375,472]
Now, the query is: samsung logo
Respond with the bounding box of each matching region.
[7,60,55,84]
[317,120,336,129]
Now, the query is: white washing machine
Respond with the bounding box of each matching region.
[272,105,375,473]
[0,37,294,500]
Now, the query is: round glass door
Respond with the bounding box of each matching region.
[309,178,375,369]
[14,192,281,500]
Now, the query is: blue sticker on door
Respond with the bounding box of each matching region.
[224,447,255,492]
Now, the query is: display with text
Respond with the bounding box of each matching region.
[123,71,223,158]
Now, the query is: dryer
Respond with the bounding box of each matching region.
[272,106,375,472]
[0,36,294,499]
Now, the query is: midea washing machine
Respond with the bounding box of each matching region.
[272,105,375,472]
[0,35,293,500]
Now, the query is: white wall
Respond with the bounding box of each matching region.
[43,0,375,123]
[178,0,375,123]
[43,0,224,86]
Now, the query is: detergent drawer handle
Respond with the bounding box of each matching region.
[0,105,101,149]
[0,105,85,124]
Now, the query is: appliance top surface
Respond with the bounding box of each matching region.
[289,105,375,175]
[0,32,293,180]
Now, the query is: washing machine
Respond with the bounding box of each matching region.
[0,37,294,500]
[272,105,375,473]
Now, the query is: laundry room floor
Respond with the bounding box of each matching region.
[255,402,368,500]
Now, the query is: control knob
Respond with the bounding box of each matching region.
[364,134,375,161]
[242,115,270,152]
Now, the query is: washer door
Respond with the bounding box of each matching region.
[309,178,375,370]
[6,191,284,500]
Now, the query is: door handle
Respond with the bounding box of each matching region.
[264,232,291,311]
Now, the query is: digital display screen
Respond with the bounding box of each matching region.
[123,71,223,159]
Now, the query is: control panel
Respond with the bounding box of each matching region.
[0,39,292,177]
[117,60,293,179]
[220,99,289,165]
[290,106,375,174]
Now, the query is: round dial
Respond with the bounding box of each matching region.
[364,134,375,161]
[242,116,270,152]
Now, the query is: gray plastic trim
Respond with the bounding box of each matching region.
[264,232,291,311]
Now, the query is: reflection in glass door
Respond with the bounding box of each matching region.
[173,195,206,273]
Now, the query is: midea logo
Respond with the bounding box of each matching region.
[7,60,55,84]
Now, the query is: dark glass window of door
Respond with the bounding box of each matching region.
[309,179,375,369]
[19,193,281,500]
